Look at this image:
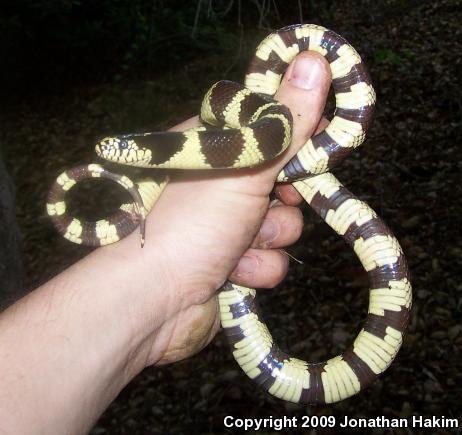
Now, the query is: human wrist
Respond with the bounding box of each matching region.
[101,231,181,371]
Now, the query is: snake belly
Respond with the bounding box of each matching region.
[46,24,412,405]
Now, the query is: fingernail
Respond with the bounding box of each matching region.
[259,218,278,243]
[237,256,257,275]
[289,55,324,90]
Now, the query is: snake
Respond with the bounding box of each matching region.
[47,24,412,404]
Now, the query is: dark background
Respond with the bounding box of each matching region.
[1,0,461,433]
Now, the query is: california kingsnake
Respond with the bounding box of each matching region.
[47,24,411,404]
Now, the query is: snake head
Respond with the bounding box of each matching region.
[95,136,151,166]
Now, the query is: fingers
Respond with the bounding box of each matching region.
[272,52,331,171]
[229,201,303,288]
[251,202,303,249]
[274,184,303,206]
[229,248,289,289]
[230,55,332,289]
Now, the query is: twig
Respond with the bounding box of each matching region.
[280,249,304,265]
[297,0,304,23]
[222,0,234,17]
[271,0,280,21]
[237,0,241,26]
[191,0,203,39]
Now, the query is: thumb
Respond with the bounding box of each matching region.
[274,51,331,168]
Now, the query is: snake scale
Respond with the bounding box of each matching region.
[47,24,411,404]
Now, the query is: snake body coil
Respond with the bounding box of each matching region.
[47,24,411,404]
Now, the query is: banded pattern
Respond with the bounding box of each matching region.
[245,24,375,181]
[47,24,411,404]
[96,81,292,170]
[217,25,410,404]
[220,174,411,404]
[47,164,167,246]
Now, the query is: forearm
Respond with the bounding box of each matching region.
[0,50,329,435]
[0,233,169,435]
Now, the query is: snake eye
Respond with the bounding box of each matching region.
[119,140,129,149]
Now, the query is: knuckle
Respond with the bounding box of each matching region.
[230,250,289,289]
[264,251,289,287]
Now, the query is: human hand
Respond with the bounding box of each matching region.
[107,51,331,367]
